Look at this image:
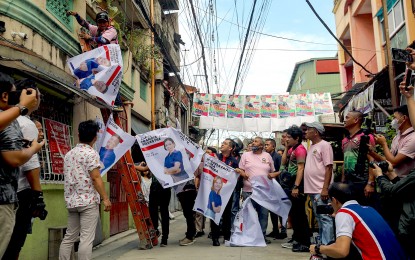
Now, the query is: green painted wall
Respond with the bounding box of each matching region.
[20,183,110,260]
[289,60,341,95]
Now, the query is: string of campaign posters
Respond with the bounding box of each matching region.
[193,92,334,131]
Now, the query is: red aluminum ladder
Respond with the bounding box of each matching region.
[101,109,157,249]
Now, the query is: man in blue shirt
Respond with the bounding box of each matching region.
[99,134,120,172]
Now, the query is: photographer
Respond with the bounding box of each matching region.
[3,79,46,259]
[309,182,406,259]
[371,161,415,259]
[0,73,45,258]
[369,105,415,178]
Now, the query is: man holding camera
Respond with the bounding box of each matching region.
[3,79,47,259]
[342,111,377,206]
[303,122,335,246]
[0,73,45,258]
[309,182,406,259]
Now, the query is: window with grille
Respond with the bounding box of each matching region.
[46,0,73,31]
[32,91,73,183]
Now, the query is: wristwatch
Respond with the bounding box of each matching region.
[292,184,299,190]
[367,181,375,187]
[315,244,321,255]
[15,104,29,116]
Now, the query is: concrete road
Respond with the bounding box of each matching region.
[92,212,310,260]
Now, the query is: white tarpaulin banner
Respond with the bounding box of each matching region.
[226,197,266,247]
[67,44,123,107]
[227,176,292,247]
[136,128,204,189]
[99,115,136,176]
[250,176,291,225]
[193,154,239,225]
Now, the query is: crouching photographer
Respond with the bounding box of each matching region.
[371,161,415,259]
[309,182,406,260]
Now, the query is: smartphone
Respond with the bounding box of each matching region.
[392,48,414,63]
[405,68,413,91]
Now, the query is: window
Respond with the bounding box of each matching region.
[296,72,305,91]
[380,0,405,41]
[140,78,147,101]
[46,0,73,31]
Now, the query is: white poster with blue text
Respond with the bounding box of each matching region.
[193,154,239,225]
[136,128,204,189]
[99,115,136,176]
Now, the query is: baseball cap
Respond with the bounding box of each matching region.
[304,122,325,134]
[96,12,109,22]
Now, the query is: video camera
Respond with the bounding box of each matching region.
[354,117,374,177]
[369,160,389,173]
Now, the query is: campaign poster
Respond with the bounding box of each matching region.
[243,95,261,118]
[313,93,334,115]
[227,94,243,118]
[193,154,238,224]
[295,93,314,116]
[99,115,136,176]
[192,93,210,117]
[67,44,123,107]
[44,119,72,174]
[277,95,296,118]
[136,128,204,188]
[260,95,278,118]
[209,94,227,117]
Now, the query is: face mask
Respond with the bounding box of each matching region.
[391,119,399,130]
[251,146,259,152]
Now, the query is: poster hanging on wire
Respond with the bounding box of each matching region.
[136,128,204,188]
[227,94,243,118]
[260,95,278,118]
[209,94,228,117]
[243,95,261,118]
[44,118,72,174]
[296,93,314,116]
[277,95,296,118]
[313,93,334,115]
[193,154,239,225]
[192,93,210,117]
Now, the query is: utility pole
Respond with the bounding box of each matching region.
[382,0,398,107]
[150,0,156,130]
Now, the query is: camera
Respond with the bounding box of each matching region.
[369,160,389,173]
[316,204,334,215]
[34,208,48,220]
[392,48,414,63]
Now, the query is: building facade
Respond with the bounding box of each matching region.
[0,0,186,258]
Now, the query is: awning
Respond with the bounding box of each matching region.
[0,58,111,109]
[334,82,367,112]
[131,116,150,134]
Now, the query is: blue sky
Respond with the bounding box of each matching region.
[179,0,338,95]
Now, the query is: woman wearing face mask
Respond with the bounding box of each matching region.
[368,105,415,178]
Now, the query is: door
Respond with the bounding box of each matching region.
[108,167,129,236]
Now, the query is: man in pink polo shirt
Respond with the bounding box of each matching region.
[369,105,415,178]
[303,122,334,246]
[235,137,277,244]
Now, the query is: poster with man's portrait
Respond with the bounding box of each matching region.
[67,44,123,107]
[136,128,204,188]
[243,95,260,118]
[99,115,136,176]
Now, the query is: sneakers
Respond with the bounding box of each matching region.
[292,243,310,253]
[265,238,272,244]
[274,233,288,239]
[281,238,296,249]
[179,237,195,246]
[160,238,167,247]
[195,231,205,238]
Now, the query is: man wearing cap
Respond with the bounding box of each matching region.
[67,11,118,47]
[304,122,334,245]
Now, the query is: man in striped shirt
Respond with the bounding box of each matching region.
[309,182,406,260]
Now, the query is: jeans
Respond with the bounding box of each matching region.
[59,204,99,260]
[309,194,335,245]
[242,191,269,236]
[231,188,241,225]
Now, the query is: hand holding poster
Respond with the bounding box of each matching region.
[99,115,136,176]
[193,154,239,224]
[136,128,204,188]
[67,44,123,107]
